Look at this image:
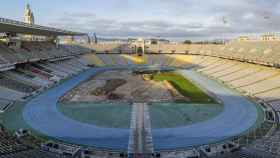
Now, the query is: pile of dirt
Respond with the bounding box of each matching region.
[60,70,179,103]
[108,93,124,100]
[163,80,190,102]
[91,79,127,96]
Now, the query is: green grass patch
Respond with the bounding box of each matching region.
[152,72,216,103]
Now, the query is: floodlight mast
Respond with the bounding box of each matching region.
[222,16,228,45]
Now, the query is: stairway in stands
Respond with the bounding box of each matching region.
[128,103,154,158]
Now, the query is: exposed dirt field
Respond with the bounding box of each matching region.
[60,70,188,103]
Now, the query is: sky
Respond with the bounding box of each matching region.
[1,0,280,40]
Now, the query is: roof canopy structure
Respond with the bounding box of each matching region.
[0,17,86,36]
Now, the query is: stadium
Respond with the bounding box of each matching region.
[0,2,280,158]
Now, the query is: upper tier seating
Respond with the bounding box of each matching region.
[0,86,26,101]
[0,41,91,67]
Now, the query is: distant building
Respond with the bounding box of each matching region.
[145,39,170,45]
[261,33,280,41]
[97,38,128,44]
[238,36,250,41]
[236,33,280,42]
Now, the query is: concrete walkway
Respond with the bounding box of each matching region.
[128,103,154,157]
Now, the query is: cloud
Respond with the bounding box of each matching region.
[47,0,280,40]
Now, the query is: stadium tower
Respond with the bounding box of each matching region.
[24,4,35,24]
[24,4,35,40]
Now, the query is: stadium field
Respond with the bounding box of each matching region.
[152,72,216,103]
[58,102,131,128]
[149,102,223,128]
[0,67,260,150]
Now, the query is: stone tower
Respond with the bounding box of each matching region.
[24,4,35,40]
[24,4,34,24]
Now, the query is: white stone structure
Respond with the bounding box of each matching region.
[24,4,35,40]
[24,4,34,24]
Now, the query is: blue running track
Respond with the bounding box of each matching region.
[23,67,259,151]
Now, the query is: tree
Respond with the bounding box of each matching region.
[151,40,158,45]
[183,40,192,44]
[137,47,143,56]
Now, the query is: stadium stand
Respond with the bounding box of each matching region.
[82,41,280,157]
[159,149,200,158]
[0,86,26,101]
[2,37,280,157]
[0,74,36,93]
[0,130,30,156]
[0,149,61,158]
[268,100,280,112]
[0,40,94,158]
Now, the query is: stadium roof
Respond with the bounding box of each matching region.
[0,17,86,36]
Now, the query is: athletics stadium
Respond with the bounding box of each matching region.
[0,2,279,158]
